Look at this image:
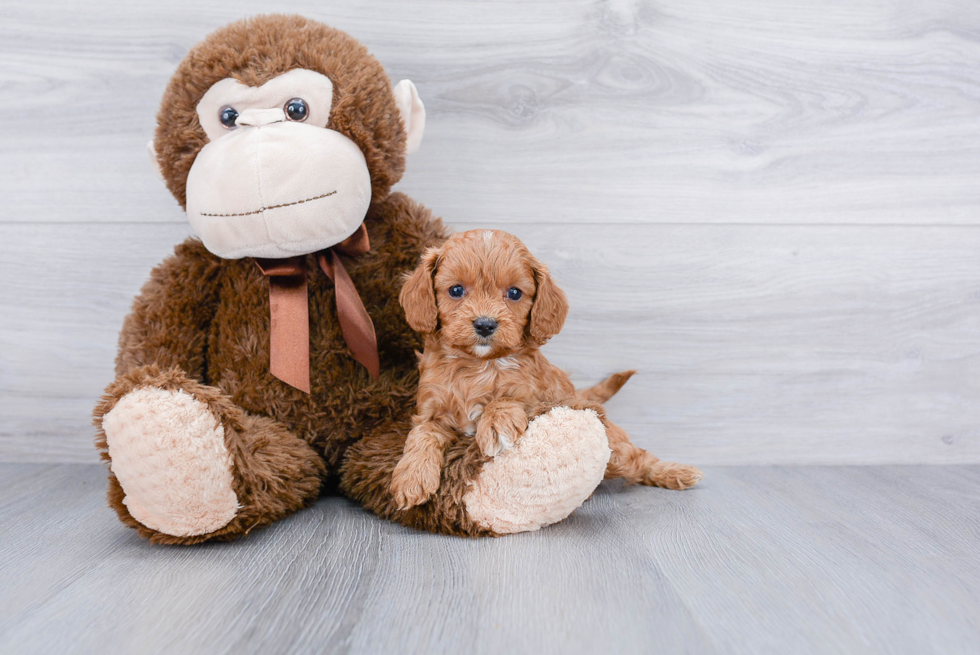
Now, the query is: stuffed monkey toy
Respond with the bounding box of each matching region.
[92,15,615,544]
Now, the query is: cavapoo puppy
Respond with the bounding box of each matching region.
[390,229,702,509]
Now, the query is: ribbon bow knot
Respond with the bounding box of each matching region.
[255,223,380,393]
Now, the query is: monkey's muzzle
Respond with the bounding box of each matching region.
[185,121,372,260]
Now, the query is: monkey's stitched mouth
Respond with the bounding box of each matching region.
[199,190,337,217]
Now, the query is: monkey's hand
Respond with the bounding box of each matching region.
[475,399,529,457]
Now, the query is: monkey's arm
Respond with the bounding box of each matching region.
[114,237,223,379]
[94,237,325,544]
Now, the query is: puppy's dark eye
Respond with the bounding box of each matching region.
[219,106,239,129]
[284,98,309,122]
[448,285,465,298]
[507,287,523,301]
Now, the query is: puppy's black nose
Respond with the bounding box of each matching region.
[473,317,498,338]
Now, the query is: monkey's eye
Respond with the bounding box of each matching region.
[448,285,465,299]
[219,106,239,129]
[284,98,309,122]
[507,287,523,301]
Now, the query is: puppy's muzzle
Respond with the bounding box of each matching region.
[473,317,498,338]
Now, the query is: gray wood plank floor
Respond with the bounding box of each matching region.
[1,464,977,654]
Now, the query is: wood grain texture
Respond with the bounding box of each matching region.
[2,1,980,463]
[1,464,978,654]
[1,0,979,225]
[2,221,979,464]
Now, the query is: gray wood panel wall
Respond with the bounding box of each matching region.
[2,0,978,464]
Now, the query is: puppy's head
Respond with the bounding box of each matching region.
[399,229,568,358]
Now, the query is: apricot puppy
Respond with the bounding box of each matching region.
[390,229,702,509]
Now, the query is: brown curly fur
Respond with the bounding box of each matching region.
[93,16,694,543]
[94,191,455,541]
[387,230,702,509]
[93,15,489,542]
[155,14,407,209]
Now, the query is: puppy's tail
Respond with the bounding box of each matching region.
[576,370,636,403]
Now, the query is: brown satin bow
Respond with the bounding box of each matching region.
[255,223,380,393]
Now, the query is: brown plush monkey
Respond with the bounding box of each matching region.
[92,15,617,544]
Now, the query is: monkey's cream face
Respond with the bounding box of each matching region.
[184,69,372,259]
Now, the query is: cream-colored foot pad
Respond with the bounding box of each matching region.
[102,386,239,537]
[463,407,610,534]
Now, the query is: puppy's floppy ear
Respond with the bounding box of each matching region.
[528,256,568,345]
[399,246,441,333]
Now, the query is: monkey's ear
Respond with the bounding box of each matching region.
[147,139,163,180]
[528,258,569,345]
[393,80,425,155]
[399,246,441,333]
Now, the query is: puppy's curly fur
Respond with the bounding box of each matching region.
[390,229,702,509]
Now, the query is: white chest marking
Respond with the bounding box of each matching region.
[494,356,520,371]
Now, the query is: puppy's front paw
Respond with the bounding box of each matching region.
[390,455,442,510]
[646,462,703,490]
[476,403,529,457]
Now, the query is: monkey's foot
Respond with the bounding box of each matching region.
[463,407,610,534]
[94,366,325,544]
[101,385,240,538]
